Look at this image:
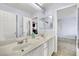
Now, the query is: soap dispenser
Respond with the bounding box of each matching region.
[32,32,35,39]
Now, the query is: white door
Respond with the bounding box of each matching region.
[57,5,77,56]
[23,16,31,36]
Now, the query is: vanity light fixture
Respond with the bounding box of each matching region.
[30,3,42,10]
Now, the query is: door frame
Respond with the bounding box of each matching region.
[55,4,77,55]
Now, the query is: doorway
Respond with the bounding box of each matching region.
[57,5,77,56]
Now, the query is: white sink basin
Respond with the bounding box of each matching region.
[12,43,32,52]
[12,38,42,53]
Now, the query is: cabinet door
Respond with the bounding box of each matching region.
[48,38,54,56]
[31,45,44,56]
[43,42,48,56]
[24,45,44,56]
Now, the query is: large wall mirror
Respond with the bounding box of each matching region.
[0,10,16,45]
[38,16,53,34]
[0,9,32,45]
[0,10,16,40]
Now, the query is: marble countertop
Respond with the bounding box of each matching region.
[0,34,54,56]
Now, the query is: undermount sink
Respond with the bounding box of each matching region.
[12,43,32,52]
[12,36,42,53]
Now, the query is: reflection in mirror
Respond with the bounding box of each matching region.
[0,10,32,46]
[32,17,38,35]
[0,10,16,46]
[38,16,53,34]
[23,16,32,37]
[16,15,23,37]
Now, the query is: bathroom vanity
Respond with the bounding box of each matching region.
[0,33,54,56]
[0,6,55,56]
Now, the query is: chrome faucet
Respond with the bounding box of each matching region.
[17,40,24,44]
[16,37,28,44]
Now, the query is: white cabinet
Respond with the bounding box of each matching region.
[43,42,48,56]
[48,38,54,56]
[24,51,33,56]
[32,45,44,56]
[24,45,44,56]
[23,38,54,56]
[44,38,54,56]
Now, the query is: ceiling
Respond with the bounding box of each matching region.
[4,3,74,16]
[4,3,43,15]
[42,3,74,11]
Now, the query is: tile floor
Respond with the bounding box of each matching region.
[52,37,76,56]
